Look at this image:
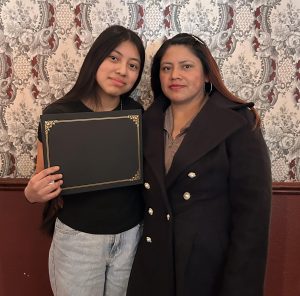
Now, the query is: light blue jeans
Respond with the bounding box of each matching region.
[49,219,143,296]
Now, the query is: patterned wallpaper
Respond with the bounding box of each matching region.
[0,0,299,182]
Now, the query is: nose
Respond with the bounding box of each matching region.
[170,67,181,80]
[116,62,127,76]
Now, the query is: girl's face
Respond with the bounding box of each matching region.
[159,45,208,106]
[96,40,141,100]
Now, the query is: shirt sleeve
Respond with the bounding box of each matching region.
[37,103,66,142]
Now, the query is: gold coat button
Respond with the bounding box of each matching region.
[183,192,191,200]
[148,208,153,215]
[144,182,151,189]
[188,172,196,178]
[166,214,170,220]
[146,236,152,243]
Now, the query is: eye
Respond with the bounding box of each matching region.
[129,63,139,71]
[161,65,171,72]
[183,64,192,70]
[109,55,118,62]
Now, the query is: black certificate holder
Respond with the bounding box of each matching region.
[40,109,143,195]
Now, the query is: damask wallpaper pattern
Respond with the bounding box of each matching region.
[0,0,299,181]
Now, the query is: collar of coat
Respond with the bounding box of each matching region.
[142,90,255,189]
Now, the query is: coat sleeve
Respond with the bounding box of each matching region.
[220,109,272,296]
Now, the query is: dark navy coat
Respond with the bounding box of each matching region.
[127,91,272,296]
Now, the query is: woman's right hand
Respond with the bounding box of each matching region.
[24,166,63,203]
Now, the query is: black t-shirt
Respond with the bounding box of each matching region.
[38,97,144,234]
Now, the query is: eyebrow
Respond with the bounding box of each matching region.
[112,49,141,64]
[161,60,194,65]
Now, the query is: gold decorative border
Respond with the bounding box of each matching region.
[44,115,141,192]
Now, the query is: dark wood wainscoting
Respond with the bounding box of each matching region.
[0,179,300,296]
[0,178,52,296]
[265,182,300,296]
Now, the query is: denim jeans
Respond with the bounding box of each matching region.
[49,218,143,296]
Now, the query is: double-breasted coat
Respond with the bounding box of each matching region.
[127,91,272,296]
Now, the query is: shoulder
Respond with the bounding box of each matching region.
[210,90,254,110]
[43,98,84,114]
[210,91,256,127]
[144,96,169,117]
[123,97,144,111]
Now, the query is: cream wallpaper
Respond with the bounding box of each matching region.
[0,0,299,181]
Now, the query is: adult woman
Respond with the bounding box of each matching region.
[24,25,145,296]
[127,34,272,296]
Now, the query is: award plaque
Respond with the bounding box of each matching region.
[40,109,143,195]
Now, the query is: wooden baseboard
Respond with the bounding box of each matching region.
[272,182,300,195]
[0,178,300,195]
[0,178,28,191]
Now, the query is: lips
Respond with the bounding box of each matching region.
[169,84,185,90]
[110,77,126,86]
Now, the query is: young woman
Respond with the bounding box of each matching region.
[24,25,145,296]
[126,33,272,296]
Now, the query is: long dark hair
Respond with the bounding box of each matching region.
[63,25,145,103]
[151,33,259,126]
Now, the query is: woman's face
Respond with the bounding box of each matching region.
[159,45,208,106]
[95,40,141,99]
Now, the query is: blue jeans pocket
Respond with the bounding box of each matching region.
[54,218,80,236]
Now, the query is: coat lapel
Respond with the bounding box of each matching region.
[143,97,168,193]
[165,95,248,188]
